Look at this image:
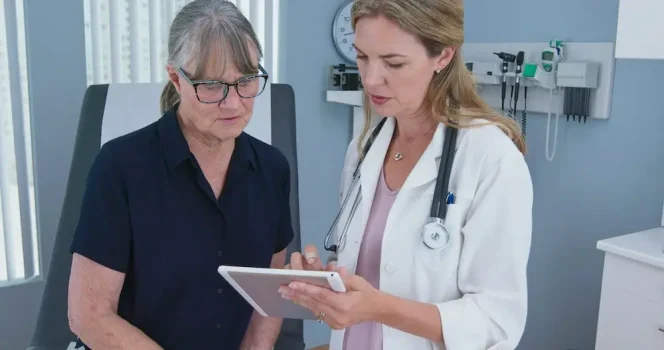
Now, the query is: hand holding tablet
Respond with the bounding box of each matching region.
[217,265,346,320]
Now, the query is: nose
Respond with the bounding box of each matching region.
[360,61,384,89]
[219,86,242,109]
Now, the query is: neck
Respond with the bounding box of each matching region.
[394,113,437,143]
[178,112,235,166]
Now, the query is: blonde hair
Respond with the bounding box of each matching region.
[351,0,526,155]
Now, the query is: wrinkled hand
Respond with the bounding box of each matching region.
[278,266,382,330]
[285,244,336,272]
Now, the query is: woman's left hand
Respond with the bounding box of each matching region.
[278,267,383,330]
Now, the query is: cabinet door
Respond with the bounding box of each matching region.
[596,288,664,350]
[601,254,664,305]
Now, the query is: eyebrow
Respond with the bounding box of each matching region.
[353,44,407,58]
[188,64,264,82]
[195,72,256,83]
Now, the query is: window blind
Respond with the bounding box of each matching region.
[83,0,280,86]
[0,0,40,285]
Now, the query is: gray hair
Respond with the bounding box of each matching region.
[160,0,263,113]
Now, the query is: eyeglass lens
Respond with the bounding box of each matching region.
[196,76,266,103]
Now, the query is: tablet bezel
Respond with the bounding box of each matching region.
[218,265,346,319]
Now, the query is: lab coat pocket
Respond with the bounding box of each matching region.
[417,202,469,275]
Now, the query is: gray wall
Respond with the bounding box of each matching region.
[0,1,87,349]
[280,0,664,349]
[278,0,352,346]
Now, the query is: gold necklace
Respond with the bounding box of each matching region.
[393,122,437,161]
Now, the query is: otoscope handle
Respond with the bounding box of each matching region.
[501,82,506,110]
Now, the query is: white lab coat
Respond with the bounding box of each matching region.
[328,117,533,350]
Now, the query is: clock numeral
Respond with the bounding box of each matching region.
[342,38,347,44]
[340,27,345,33]
[344,16,350,22]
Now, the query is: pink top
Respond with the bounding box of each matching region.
[342,168,398,350]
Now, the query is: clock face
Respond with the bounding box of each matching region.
[332,2,357,63]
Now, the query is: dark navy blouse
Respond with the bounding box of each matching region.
[70,106,294,349]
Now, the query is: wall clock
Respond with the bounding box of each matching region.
[332,0,357,63]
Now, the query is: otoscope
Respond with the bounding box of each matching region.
[493,52,516,113]
[513,51,525,115]
[513,51,525,134]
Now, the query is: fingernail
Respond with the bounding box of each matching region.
[305,252,317,264]
[289,282,299,290]
[279,287,293,299]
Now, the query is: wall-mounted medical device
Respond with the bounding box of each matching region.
[328,64,362,91]
[462,40,616,161]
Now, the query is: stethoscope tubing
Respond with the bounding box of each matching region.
[324,118,457,254]
[324,173,360,252]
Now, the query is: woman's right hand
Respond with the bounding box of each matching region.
[285,244,335,271]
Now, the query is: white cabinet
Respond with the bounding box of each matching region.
[596,227,664,349]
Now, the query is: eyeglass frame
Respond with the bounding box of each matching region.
[177,64,269,104]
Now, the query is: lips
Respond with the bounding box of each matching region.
[218,116,240,124]
[370,94,390,105]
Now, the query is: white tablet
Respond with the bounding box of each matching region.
[218,265,346,320]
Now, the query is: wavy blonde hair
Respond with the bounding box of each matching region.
[351,0,526,155]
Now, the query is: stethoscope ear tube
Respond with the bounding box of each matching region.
[430,125,458,219]
[324,177,357,252]
[360,118,388,157]
[324,117,388,252]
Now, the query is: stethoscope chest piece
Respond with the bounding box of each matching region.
[422,217,450,250]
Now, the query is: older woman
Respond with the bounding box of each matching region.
[283,0,533,349]
[67,1,292,349]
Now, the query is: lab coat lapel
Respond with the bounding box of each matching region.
[380,123,446,267]
[400,122,445,189]
[357,117,395,241]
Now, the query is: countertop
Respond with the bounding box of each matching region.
[597,227,664,269]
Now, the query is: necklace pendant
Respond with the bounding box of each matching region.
[394,152,404,161]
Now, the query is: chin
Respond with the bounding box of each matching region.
[371,102,399,117]
[212,120,246,141]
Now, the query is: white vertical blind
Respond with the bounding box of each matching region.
[0,0,40,285]
[84,0,280,86]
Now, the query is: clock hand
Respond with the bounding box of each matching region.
[344,32,354,36]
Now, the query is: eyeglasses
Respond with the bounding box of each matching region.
[177,64,269,104]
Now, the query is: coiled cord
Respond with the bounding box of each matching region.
[521,87,528,136]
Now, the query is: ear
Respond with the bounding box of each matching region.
[435,46,457,73]
[166,65,182,94]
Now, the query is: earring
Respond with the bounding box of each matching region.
[435,68,442,74]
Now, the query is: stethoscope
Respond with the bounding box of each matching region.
[324,117,458,254]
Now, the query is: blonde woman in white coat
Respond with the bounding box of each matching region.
[281,0,534,349]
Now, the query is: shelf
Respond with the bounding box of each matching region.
[326,90,364,107]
